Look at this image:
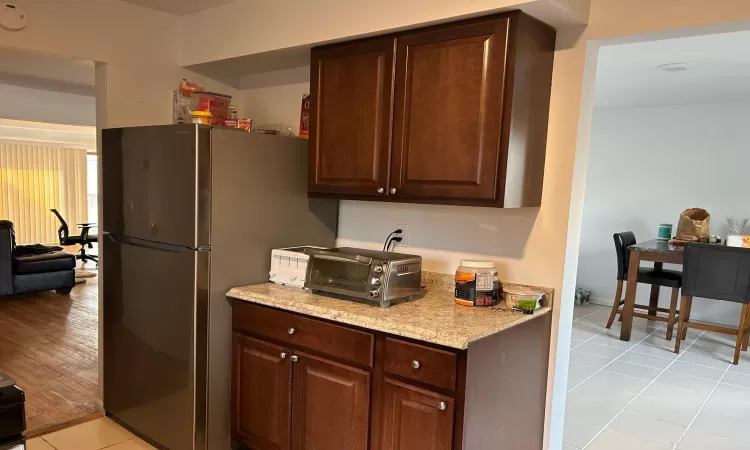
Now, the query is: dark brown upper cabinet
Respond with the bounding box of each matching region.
[309,11,555,207]
[309,37,394,197]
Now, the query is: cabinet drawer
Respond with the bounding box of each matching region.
[383,337,458,390]
[233,301,374,368]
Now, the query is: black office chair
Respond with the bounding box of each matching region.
[50,209,98,266]
[675,243,750,365]
[606,232,683,340]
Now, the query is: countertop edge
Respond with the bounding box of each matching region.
[227,287,552,350]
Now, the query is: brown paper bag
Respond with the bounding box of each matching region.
[676,208,710,241]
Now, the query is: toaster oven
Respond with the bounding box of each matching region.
[304,247,422,307]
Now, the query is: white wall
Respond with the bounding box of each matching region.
[0,84,96,126]
[577,102,750,326]
[239,67,309,135]
[179,0,589,66]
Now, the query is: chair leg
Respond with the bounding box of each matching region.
[648,284,660,317]
[666,288,679,341]
[681,296,693,340]
[675,295,688,354]
[743,305,750,351]
[734,304,750,365]
[606,280,623,329]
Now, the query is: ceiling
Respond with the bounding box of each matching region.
[595,29,750,108]
[0,47,94,95]
[122,0,236,16]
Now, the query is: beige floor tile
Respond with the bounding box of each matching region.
[721,371,750,389]
[654,371,718,394]
[569,350,613,370]
[575,342,627,359]
[689,411,750,444]
[565,395,620,427]
[42,418,134,450]
[676,351,732,370]
[625,394,700,427]
[677,427,750,450]
[603,360,663,381]
[106,438,158,449]
[667,360,726,381]
[563,417,602,448]
[608,411,686,448]
[25,438,56,450]
[587,429,671,450]
[639,383,708,410]
[618,351,673,370]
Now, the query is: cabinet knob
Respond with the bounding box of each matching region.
[288,327,296,335]
[377,187,384,194]
[290,355,299,362]
[438,401,447,411]
[411,360,420,369]
[280,352,287,359]
[390,188,397,195]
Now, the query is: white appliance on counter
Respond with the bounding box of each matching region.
[269,246,328,287]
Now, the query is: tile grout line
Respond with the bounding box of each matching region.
[567,325,665,394]
[580,330,707,450]
[574,336,742,373]
[671,363,731,450]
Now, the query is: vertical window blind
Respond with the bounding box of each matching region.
[0,143,88,244]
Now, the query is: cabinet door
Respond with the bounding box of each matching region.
[309,37,395,197]
[390,17,511,201]
[381,378,455,450]
[232,334,292,450]
[291,351,370,450]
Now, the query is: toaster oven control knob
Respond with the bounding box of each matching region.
[369,289,380,298]
[371,277,381,286]
[373,265,383,274]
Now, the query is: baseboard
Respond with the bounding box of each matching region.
[589,296,613,306]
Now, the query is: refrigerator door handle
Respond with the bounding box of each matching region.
[106,233,200,253]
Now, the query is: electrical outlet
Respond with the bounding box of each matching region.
[395,224,409,249]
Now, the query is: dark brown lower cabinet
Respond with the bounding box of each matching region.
[381,378,454,450]
[292,352,370,450]
[232,334,292,450]
[232,300,552,450]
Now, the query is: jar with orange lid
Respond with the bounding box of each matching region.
[191,110,212,125]
[455,260,498,307]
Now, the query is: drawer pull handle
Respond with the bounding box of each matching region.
[291,355,299,362]
[411,360,420,369]
[280,352,287,359]
[288,328,296,335]
[438,401,447,411]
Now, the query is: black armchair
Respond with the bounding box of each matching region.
[50,208,98,265]
[0,221,76,296]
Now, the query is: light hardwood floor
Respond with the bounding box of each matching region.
[0,253,99,436]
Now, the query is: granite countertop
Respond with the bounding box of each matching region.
[227,282,552,350]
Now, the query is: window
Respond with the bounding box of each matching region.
[87,153,97,223]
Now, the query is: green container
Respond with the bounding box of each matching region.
[658,223,672,240]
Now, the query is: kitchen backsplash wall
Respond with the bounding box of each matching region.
[336,200,548,284]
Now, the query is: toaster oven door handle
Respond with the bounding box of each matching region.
[313,251,372,264]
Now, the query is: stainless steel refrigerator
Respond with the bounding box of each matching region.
[101,125,338,450]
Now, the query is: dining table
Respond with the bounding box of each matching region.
[620,238,685,341]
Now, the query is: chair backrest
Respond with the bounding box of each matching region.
[613,232,637,280]
[682,243,750,303]
[50,209,69,244]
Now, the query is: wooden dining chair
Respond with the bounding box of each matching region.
[674,243,750,365]
[606,232,683,340]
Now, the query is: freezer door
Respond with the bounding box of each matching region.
[103,234,209,450]
[102,125,211,248]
